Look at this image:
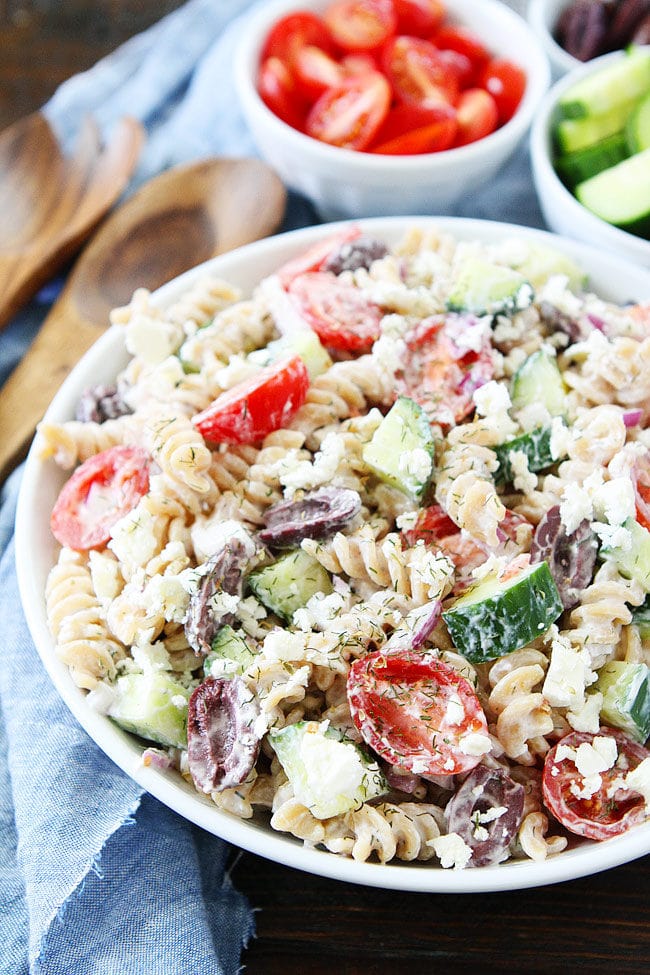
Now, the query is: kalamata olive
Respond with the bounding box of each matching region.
[538,301,584,344]
[530,505,598,610]
[185,532,262,655]
[187,677,261,793]
[445,765,525,867]
[322,236,389,275]
[258,487,362,548]
[555,0,608,60]
[75,383,132,423]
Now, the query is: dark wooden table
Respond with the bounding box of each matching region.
[2,4,649,972]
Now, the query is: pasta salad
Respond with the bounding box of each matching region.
[40,223,650,870]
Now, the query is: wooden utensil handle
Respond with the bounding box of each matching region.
[0,296,106,483]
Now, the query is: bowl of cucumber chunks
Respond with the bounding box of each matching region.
[530,45,650,267]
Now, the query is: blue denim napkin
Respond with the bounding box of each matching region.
[0,1,542,972]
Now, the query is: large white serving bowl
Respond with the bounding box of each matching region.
[16,215,650,894]
[234,0,550,220]
[530,48,650,269]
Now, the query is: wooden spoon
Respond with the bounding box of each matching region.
[0,156,287,483]
[0,112,144,330]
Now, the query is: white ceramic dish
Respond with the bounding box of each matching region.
[527,0,578,79]
[530,47,650,269]
[16,215,650,893]
[235,0,550,220]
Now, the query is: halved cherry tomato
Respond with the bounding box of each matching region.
[347,651,490,777]
[193,355,309,445]
[397,315,494,427]
[542,729,650,841]
[453,88,498,147]
[402,502,486,573]
[276,226,362,288]
[431,24,491,83]
[50,445,151,551]
[369,102,457,154]
[305,71,391,150]
[479,58,526,125]
[258,57,308,130]
[261,11,335,66]
[436,47,474,88]
[288,271,383,353]
[294,44,345,101]
[340,52,381,75]
[383,35,459,107]
[324,0,397,51]
[393,0,446,37]
[631,453,650,531]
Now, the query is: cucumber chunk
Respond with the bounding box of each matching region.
[509,242,588,293]
[555,98,638,153]
[250,329,332,380]
[446,258,534,317]
[362,396,435,501]
[632,594,650,638]
[556,132,629,189]
[108,672,190,748]
[601,518,650,591]
[626,91,650,154]
[575,148,650,238]
[557,47,650,121]
[248,548,333,621]
[596,661,650,744]
[494,425,561,485]
[442,560,563,663]
[269,720,388,819]
[204,624,257,677]
[510,349,567,417]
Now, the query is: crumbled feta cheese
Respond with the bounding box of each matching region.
[509,450,537,495]
[189,518,257,567]
[559,482,593,535]
[89,551,123,603]
[280,432,346,497]
[214,353,261,390]
[592,522,632,551]
[147,574,191,623]
[591,477,636,527]
[261,628,308,662]
[125,315,183,364]
[431,832,473,869]
[407,544,455,600]
[236,596,268,639]
[567,691,603,734]
[444,692,465,727]
[473,380,511,417]
[109,505,159,569]
[543,638,595,710]
[293,590,349,631]
[625,757,650,812]
[549,416,572,461]
[459,733,492,758]
[86,681,117,714]
[132,640,173,675]
[371,333,407,383]
[399,446,433,485]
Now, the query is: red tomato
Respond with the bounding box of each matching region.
[402,503,486,572]
[402,503,458,546]
[305,71,391,150]
[542,729,650,841]
[258,57,308,130]
[50,445,151,551]
[397,315,494,427]
[383,35,459,108]
[632,454,650,531]
[436,47,474,89]
[453,88,498,147]
[431,24,491,82]
[340,52,381,75]
[393,0,446,37]
[369,102,457,154]
[193,356,309,445]
[261,11,335,66]
[276,226,362,288]
[480,58,526,125]
[347,651,489,777]
[294,45,345,101]
[324,0,397,51]
[288,271,383,353]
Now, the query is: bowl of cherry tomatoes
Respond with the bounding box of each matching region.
[235,0,550,219]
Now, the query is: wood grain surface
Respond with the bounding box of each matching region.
[1,4,649,973]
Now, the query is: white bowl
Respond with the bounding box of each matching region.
[235,0,550,220]
[527,0,578,79]
[530,48,650,269]
[16,215,650,894]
